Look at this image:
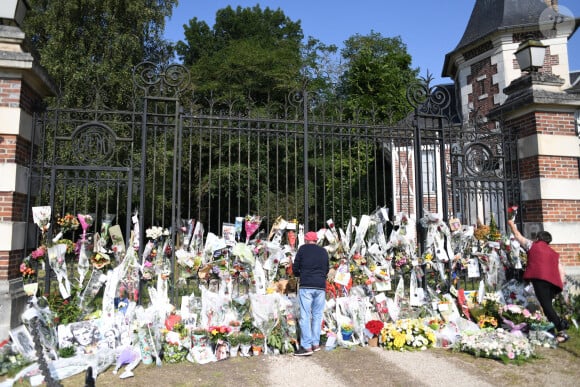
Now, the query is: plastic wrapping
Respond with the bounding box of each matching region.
[47,244,71,299]
[249,293,280,354]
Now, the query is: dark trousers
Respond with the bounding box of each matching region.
[532,279,565,331]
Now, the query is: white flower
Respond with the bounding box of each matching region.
[146,226,168,240]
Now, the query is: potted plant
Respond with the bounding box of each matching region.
[251,333,265,355]
[365,320,384,347]
[237,332,253,357]
[341,323,354,341]
[228,332,241,357]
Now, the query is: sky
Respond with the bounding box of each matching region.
[164,0,580,85]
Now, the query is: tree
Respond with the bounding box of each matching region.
[23,0,178,109]
[176,5,304,110]
[338,31,419,123]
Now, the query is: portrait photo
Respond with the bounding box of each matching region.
[9,325,36,359]
[58,319,102,354]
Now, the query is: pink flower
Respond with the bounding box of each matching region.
[31,247,46,260]
[508,352,515,359]
[144,261,153,267]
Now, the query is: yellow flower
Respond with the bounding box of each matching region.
[393,331,405,348]
[426,331,436,344]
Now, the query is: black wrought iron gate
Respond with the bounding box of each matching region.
[26,63,520,294]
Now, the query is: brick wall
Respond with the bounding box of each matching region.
[0,79,22,108]
[0,192,27,222]
[553,244,580,266]
[0,135,31,165]
[0,76,42,281]
[504,106,579,268]
[520,156,580,180]
[467,57,500,118]
[524,199,580,222]
[0,250,24,280]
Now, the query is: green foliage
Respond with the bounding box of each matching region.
[24,0,178,109]
[177,5,304,110]
[236,332,253,345]
[46,289,82,325]
[57,346,76,358]
[554,290,580,325]
[0,348,32,377]
[338,31,419,123]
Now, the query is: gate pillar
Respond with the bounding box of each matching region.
[490,71,580,276]
[0,12,56,334]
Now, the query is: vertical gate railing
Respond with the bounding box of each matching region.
[26,64,520,301]
[26,108,139,295]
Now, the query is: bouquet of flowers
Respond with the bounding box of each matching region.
[208,325,232,344]
[53,213,80,242]
[380,319,436,351]
[244,215,262,243]
[146,226,168,241]
[500,304,530,325]
[477,315,499,329]
[32,206,51,236]
[20,257,36,283]
[525,310,553,331]
[77,213,94,242]
[507,205,518,221]
[365,320,384,337]
[90,252,111,270]
[141,259,156,280]
[163,323,188,363]
[499,304,531,334]
[454,328,535,364]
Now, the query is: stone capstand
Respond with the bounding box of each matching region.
[0,1,56,335]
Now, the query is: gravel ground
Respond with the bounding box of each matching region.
[56,344,580,387]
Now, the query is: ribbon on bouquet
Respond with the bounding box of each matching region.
[502,319,527,337]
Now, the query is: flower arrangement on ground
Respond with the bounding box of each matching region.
[163,322,188,363]
[237,333,253,345]
[525,310,553,331]
[500,304,530,324]
[251,332,264,346]
[365,320,384,337]
[341,323,354,333]
[454,328,535,364]
[208,325,232,344]
[380,319,436,351]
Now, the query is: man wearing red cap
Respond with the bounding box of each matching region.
[292,231,329,356]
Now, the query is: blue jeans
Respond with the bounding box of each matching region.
[298,288,326,349]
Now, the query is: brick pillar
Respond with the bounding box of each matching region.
[490,72,580,276]
[0,22,56,336]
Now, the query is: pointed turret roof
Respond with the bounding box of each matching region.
[442,0,580,78]
[456,0,547,51]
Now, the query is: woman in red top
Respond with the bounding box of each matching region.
[507,220,569,343]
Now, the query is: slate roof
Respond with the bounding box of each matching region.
[455,0,547,52]
[443,0,580,78]
[569,70,580,92]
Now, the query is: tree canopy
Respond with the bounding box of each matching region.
[175,5,306,111]
[23,0,177,109]
[338,31,419,123]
